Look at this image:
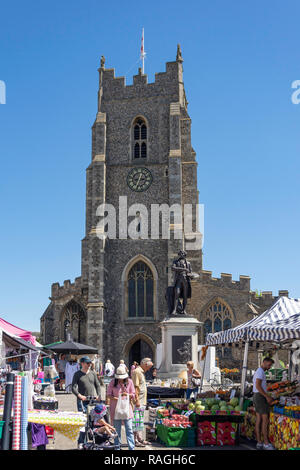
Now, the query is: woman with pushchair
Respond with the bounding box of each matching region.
[107,365,136,450]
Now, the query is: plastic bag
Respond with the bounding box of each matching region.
[114,393,130,420]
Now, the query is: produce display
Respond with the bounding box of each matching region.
[154,375,299,449]
[154,398,244,447]
[267,380,298,399]
[221,368,239,374]
[269,413,300,450]
[162,415,193,428]
[187,397,243,415]
[242,407,300,450]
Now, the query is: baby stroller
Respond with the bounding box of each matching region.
[81,397,118,450]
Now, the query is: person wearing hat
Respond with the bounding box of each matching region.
[91,404,117,439]
[72,356,102,448]
[107,365,136,450]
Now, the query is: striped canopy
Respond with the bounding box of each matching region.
[206,297,300,345]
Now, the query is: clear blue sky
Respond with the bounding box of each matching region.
[0,1,299,332]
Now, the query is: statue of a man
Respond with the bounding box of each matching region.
[170,250,192,315]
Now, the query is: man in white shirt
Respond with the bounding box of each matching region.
[252,357,275,450]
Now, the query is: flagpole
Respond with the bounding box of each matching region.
[141,28,146,74]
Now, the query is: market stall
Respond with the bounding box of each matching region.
[148,397,245,448]
[0,328,44,450]
[204,296,300,450]
[27,409,86,443]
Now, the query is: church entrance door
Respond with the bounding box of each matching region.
[128,339,154,380]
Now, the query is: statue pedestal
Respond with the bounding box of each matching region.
[157,316,202,379]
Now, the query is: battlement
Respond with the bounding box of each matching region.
[51,276,82,299]
[250,289,289,307]
[200,270,251,290]
[100,60,183,103]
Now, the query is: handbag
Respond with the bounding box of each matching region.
[191,377,201,387]
[114,393,130,420]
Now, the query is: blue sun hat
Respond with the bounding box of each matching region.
[92,404,107,420]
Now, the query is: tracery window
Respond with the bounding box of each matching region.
[128,261,153,318]
[61,300,86,343]
[203,300,233,340]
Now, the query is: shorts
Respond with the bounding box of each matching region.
[253,393,269,415]
[59,372,65,379]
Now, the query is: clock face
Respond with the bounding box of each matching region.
[127,167,153,192]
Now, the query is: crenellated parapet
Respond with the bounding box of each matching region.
[199,270,251,291]
[51,276,83,299]
[250,289,289,308]
[99,60,185,104]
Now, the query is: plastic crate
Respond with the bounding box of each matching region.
[273,406,285,415]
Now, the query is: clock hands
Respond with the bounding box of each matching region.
[136,172,143,187]
[127,168,153,192]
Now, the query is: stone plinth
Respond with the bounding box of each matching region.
[158,315,202,378]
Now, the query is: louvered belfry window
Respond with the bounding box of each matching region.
[133,118,147,159]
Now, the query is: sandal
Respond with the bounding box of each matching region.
[135,441,145,447]
[139,440,150,445]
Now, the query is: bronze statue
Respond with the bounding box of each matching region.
[165,250,198,316]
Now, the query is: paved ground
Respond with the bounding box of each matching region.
[45,393,255,451]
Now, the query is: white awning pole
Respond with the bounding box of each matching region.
[239,340,249,408]
[199,347,208,394]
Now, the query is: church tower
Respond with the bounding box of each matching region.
[81,46,202,363]
[41,48,289,370]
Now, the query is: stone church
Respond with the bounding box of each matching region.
[40,46,288,368]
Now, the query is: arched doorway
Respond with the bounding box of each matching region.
[129,339,153,366]
[124,334,156,381]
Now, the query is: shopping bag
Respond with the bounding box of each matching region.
[114,394,130,420]
[132,407,145,432]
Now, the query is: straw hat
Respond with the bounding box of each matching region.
[115,365,128,379]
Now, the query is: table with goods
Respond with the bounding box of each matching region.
[147,378,186,402]
[0,370,87,450]
[147,392,246,448]
[241,379,300,450]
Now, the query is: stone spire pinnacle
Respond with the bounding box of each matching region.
[176,44,183,63]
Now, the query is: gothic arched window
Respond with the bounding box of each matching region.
[61,300,86,343]
[132,118,147,159]
[203,299,233,341]
[128,261,153,318]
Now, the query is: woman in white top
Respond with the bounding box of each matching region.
[186,361,201,399]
